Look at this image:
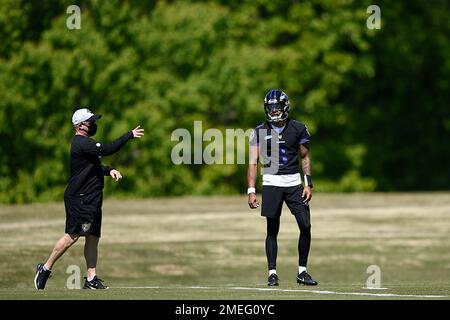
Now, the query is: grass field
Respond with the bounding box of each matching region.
[0,193,449,300]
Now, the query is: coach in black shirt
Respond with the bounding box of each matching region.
[34,108,144,290]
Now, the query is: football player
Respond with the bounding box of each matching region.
[248,89,318,286]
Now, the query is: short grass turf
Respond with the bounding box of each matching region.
[0,193,449,300]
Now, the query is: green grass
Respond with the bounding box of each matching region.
[0,193,449,300]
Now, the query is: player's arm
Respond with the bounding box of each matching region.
[247,145,260,209]
[82,126,144,156]
[300,143,313,202]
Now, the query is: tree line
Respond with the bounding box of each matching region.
[0,0,448,203]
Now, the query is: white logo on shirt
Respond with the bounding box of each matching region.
[96,143,101,147]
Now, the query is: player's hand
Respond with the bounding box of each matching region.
[132,125,145,138]
[110,169,122,181]
[302,186,312,203]
[248,193,259,209]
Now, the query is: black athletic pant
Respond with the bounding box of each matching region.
[262,185,312,270]
[266,215,311,270]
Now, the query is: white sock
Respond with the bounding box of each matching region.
[87,274,95,281]
[43,264,51,271]
[298,266,307,274]
[269,269,277,276]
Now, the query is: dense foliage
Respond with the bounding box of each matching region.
[0,0,448,203]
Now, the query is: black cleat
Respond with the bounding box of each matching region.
[34,263,51,290]
[267,273,279,286]
[83,276,109,289]
[297,271,318,286]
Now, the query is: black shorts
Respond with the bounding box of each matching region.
[64,190,103,237]
[261,185,310,221]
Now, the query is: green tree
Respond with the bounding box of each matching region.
[0,0,448,203]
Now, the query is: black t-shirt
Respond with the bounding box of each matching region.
[64,132,133,197]
[249,118,311,175]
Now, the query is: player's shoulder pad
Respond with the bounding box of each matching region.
[254,121,269,131]
[255,122,267,129]
[290,119,307,132]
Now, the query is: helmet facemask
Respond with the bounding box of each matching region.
[264,102,289,123]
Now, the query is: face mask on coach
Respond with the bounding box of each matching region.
[80,122,97,136]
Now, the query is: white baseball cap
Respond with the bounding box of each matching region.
[72,108,102,125]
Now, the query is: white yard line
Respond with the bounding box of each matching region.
[112,285,447,298]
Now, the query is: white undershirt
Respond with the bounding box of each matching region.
[262,124,302,187]
[270,123,285,134]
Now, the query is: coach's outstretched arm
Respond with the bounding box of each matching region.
[247,145,260,209]
[82,126,145,156]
